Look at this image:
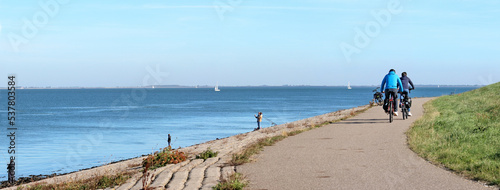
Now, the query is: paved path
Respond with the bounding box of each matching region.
[238,98,495,190]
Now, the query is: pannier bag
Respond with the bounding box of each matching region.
[383,99,389,111]
[405,97,412,108]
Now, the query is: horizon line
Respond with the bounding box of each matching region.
[0,84,485,89]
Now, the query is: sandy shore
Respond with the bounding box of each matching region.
[6,104,371,190]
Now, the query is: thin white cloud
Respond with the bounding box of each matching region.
[237,6,353,11]
[140,4,356,12]
[141,4,214,9]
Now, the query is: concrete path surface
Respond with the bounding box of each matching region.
[238,98,496,190]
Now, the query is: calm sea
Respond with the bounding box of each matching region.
[0,86,479,179]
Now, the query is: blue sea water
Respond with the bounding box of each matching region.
[0,86,479,179]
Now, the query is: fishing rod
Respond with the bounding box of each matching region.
[250,108,279,126]
[262,116,278,126]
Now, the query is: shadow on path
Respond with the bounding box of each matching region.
[333,118,388,125]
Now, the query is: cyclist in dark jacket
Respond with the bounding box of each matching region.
[381,69,403,116]
[400,72,415,116]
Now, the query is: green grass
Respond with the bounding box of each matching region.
[196,148,219,160]
[230,135,289,166]
[408,82,500,185]
[212,173,248,190]
[19,172,131,190]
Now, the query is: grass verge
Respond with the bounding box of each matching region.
[18,172,131,190]
[230,134,290,166]
[407,82,500,186]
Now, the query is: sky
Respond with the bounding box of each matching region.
[0,0,499,87]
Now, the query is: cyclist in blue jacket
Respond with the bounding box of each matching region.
[381,69,403,116]
[400,72,415,116]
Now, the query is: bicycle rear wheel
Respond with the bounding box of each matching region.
[405,105,409,119]
[389,101,393,123]
[402,106,407,120]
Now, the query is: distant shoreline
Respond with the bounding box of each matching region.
[0,85,484,90]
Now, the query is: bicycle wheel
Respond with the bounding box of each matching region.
[405,106,409,119]
[389,100,393,123]
[405,104,409,119]
[402,106,407,120]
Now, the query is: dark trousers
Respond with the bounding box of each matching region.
[257,121,261,129]
[385,89,399,112]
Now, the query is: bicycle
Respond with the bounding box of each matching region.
[400,89,412,120]
[372,87,384,106]
[401,93,408,120]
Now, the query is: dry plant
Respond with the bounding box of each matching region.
[128,162,142,168]
[142,157,153,190]
[235,134,246,140]
[308,121,317,128]
[281,130,288,137]
[260,127,274,134]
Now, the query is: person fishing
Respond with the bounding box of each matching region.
[168,134,171,147]
[254,112,263,130]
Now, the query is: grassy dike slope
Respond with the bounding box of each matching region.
[408,82,500,185]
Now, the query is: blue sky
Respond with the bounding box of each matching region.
[0,0,499,87]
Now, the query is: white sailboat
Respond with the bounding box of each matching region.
[347,82,352,90]
[214,82,220,92]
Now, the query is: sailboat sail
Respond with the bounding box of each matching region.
[215,83,220,91]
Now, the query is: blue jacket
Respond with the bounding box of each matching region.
[400,76,414,90]
[381,71,403,92]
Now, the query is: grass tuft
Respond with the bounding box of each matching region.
[212,173,248,190]
[196,148,219,160]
